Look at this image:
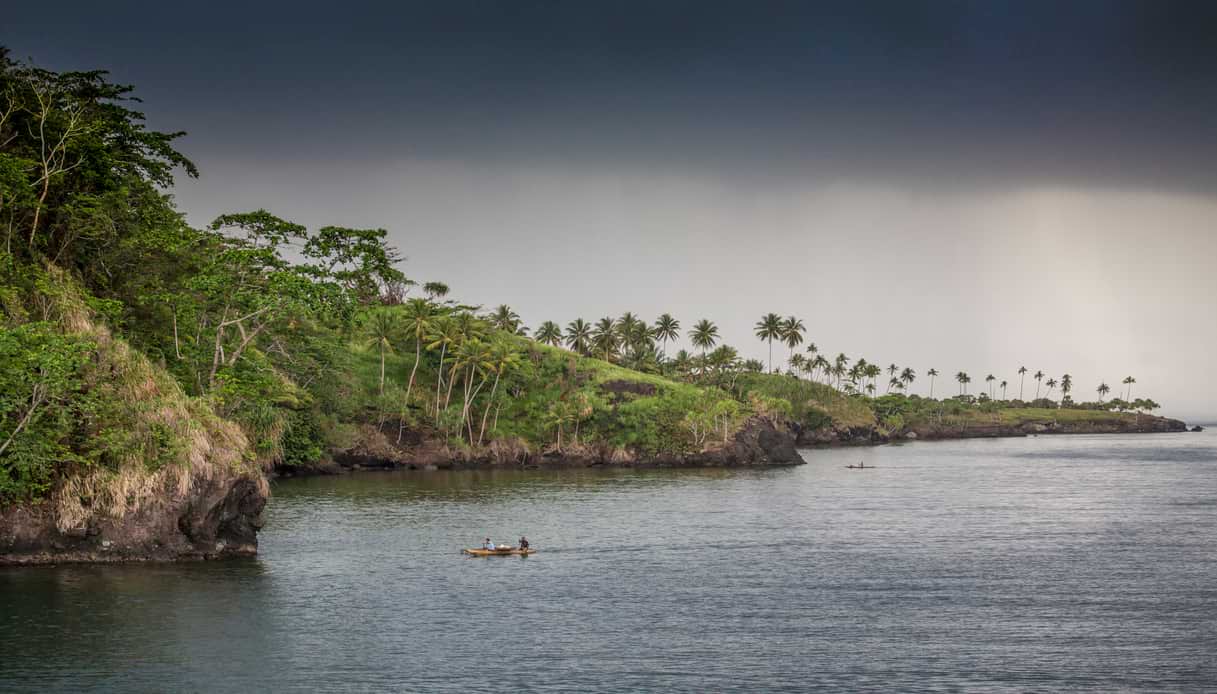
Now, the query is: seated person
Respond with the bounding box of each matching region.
[483,538,496,550]
[518,536,530,550]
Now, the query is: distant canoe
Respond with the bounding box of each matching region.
[845,465,876,469]
[462,548,536,556]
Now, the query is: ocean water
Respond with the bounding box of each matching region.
[2,431,1216,692]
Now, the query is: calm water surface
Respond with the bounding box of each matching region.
[3,431,1217,692]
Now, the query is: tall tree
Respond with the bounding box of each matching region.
[955,371,969,395]
[1061,374,1073,402]
[985,374,996,398]
[1034,370,1045,399]
[477,341,521,445]
[1122,375,1136,401]
[1018,366,1028,400]
[927,368,939,398]
[754,313,783,373]
[653,314,680,359]
[689,320,719,367]
[400,297,435,409]
[999,380,1008,400]
[534,320,562,347]
[564,319,592,355]
[779,316,805,366]
[1045,378,1058,399]
[488,304,522,334]
[900,367,916,391]
[365,309,399,396]
[1097,382,1111,402]
[591,317,619,361]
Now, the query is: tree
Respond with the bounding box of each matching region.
[488,304,522,334]
[1097,382,1110,402]
[779,316,805,366]
[927,368,939,398]
[1045,378,1058,399]
[754,313,782,373]
[689,319,719,360]
[365,308,399,396]
[591,317,619,361]
[1018,365,1028,400]
[900,367,916,391]
[956,371,969,395]
[653,313,680,359]
[477,340,521,445]
[534,320,562,347]
[999,380,1008,400]
[426,316,461,423]
[1033,370,1044,399]
[564,318,592,355]
[423,281,449,301]
[1061,374,1073,403]
[985,374,996,398]
[400,298,435,410]
[1122,376,1136,401]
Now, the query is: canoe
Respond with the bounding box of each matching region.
[462,548,536,556]
[845,465,877,469]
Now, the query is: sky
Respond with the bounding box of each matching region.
[6,1,1216,420]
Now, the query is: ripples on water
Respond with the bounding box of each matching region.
[3,432,1216,692]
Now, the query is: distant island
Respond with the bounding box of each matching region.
[0,52,1188,564]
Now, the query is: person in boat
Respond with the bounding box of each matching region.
[518,536,529,550]
[483,538,495,550]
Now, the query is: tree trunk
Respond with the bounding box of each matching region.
[477,371,501,446]
[378,344,385,396]
[434,343,447,425]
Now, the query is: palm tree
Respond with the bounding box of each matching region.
[534,320,562,347]
[1045,378,1058,399]
[1061,374,1073,402]
[754,313,783,373]
[564,319,592,355]
[888,376,901,392]
[999,380,1008,399]
[653,314,680,359]
[401,298,435,408]
[365,309,399,396]
[865,363,882,392]
[423,281,450,301]
[671,349,693,377]
[985,374,996,398]
[477,341,522,445]
[900,367,916,391]
[592,317,619,361]
[489,304,522,333]
[689,319,719,359]
[1018,365,1028,400]
[1122,376,1136,401]
[617,312,640,349]
[789,353,807,377]
[1033,370,1044,399]
[927,368,939,398]
[955,371,969,395]
[1097,382,1111,402]
[812,355,830,383]
[779,316,805,366]
[426,316,461,424]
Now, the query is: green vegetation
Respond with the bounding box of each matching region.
[0,51,1173,508]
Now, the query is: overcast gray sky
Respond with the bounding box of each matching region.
[7,1,1216,420]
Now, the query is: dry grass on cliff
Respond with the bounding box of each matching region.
[43,269,261,532]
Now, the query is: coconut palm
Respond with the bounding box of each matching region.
[401,298,435,407]
[426,316,460,423]
[926,368,939,398]
[617,312,640,347]
[423,281,450,301]
[1097,382,1111,402]
[779,316,805,366]
[489,304,522,333]
[812,355,830,383]
[754,313,783,373]
[1018,365,1028,400]
[689,319,719,358]
[985,374,996,397]
[653,314,680,359]
[591,317,619,361]
[1061,374,1073,401]
[1033,370,1044,399]
[671,349,693,377]
[999,379,1008,399]
[1122,376,1136,401]
[477,341,522,445]
[365,308,399,396]
[789,353,807,377]
[900,367,916,391]
[955,371,969,395]
[564,319,592,355]
[1045,378,1058,399]
[534,320,562,347]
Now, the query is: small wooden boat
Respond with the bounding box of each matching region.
[462,547,536,556]
[845,465,876,469]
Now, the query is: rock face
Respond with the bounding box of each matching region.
[305,417,805,474]
[0,473,267,566]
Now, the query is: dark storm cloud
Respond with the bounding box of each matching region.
[7,1,1217,192]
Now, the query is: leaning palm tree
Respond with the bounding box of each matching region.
[754,313,783,373]
[564,319,592,355]
[426,316,461,424]
[1033,370,1044,399]
[926,368,939,398]
[653,314,681,359]
[985,374,996,398]
[1045,378,1058,399]
[477,341,522,445]
[812,355,831,383]
[779,316,805,366]
[1122,376,1136,401]
[1018,365,1028,400]
[534,320,563,347]
[689,320,719,368]
[401,298,435,407]
[1097,382,1111,402]
[365,308,399,396]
